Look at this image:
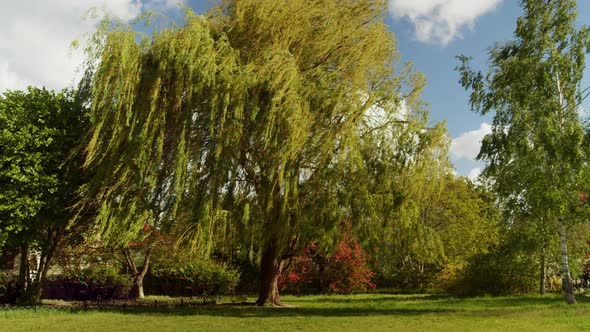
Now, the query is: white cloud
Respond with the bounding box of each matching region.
[467,167,482,182]
[450,122,491,160]
[388,0,503,45]
[0,0,184,93]
[0,63,28,92]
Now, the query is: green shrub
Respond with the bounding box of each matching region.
[44,267,133,300]
[148,259,240,296]
[231,258,259,294]
[0,273,18,303]
[373,264,441,292]
[445,249,538,296]
[0,273,7,296]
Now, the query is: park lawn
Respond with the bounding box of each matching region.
[2,293,590,332]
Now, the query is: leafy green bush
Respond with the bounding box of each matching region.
[444,248,538,296]
[231,258,259,294]
[44,267,133,300]
[0,273,7,296]
[0,273,18,303]
[148,259,240,296]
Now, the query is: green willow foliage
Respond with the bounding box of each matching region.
[81,0,423,248]
[79,1,451,304]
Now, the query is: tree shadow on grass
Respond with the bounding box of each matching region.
[81,304,458,318]
[292,294,453,304]
[461,294,590,308]
[53,294,590,318]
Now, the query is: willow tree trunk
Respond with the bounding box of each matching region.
[256,238,284,306]
[558,218,576,304]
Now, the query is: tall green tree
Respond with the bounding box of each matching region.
[0,87,88,304]
[347,101,452,282]
[457,0,590,304]
[80,0,425,305]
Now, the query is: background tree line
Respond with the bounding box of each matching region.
[0,0,589,306]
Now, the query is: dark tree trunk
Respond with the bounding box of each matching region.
[558,218,576,304]
[256,238,284,306]
[539,245,546,295]
[18,233,60,305]
[318,260,326,294]
[17,243,30,304]
[18,243,29,292]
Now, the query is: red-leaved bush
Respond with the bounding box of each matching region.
[279,227,375,294]
[325,233,375,293]
[279,244,316,294]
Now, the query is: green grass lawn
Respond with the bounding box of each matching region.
[2,293,590,332]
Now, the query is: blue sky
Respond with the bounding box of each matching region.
[1,0,589,178]
[385,0,590,178]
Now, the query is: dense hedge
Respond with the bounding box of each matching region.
[43,267,133,301]
[440,250,539,296]
[146,260,240,296]
[0,273,18,303]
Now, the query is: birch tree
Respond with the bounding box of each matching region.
[457,0,590,304]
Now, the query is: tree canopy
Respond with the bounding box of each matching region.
[0,87,88,303]
[457,0,590,304]
[79,0,439,305]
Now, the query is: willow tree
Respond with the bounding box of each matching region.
[457,0,590,304]
[343,94,453,280]
[81,0,422,306]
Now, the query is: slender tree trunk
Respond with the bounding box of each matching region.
[134,276,145,299]
[31,236,59,304]
[540,231,546,295]
[17,245,43,305]
[18,243,29,291]
[539,243,546,295]
[318,263,326,294]
[125,247,152,300]
[28,253,48,305]
[256,237,284,306]
[17,243,30,304]
[18,233,61,305]
[558,218,576,304]
[131,259,150,300]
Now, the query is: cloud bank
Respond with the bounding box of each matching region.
[388,0,503,45]
[0,0,183,93]
[450,122,491,161]
[467,167,482,182]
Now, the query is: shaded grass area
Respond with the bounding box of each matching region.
[2,293,590,331]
